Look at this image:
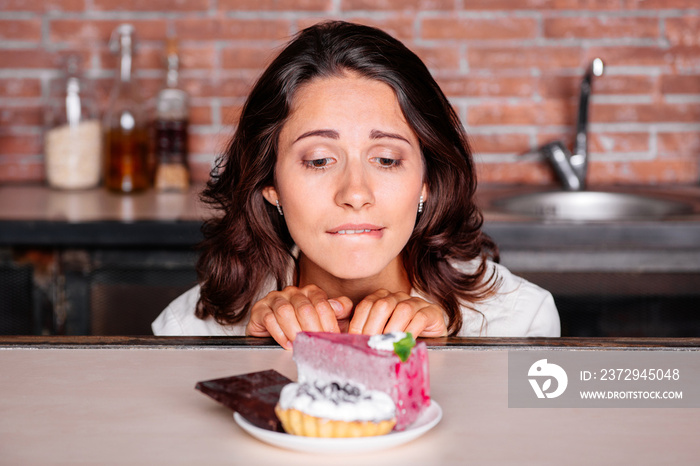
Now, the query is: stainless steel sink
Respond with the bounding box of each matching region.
[491,190,694,222]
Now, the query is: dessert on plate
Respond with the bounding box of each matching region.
[274,331,430,437]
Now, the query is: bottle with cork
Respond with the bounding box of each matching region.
[103,24,150,193]
[153,38,190,191]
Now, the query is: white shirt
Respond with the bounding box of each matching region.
[151,260,560,337]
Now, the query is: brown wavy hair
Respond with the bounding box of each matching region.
[196,20,500,335]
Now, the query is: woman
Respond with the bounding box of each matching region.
[152,21,560,346]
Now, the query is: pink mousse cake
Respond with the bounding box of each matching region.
[292,331,430,431]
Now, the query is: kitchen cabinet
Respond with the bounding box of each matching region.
[1,184,699,336]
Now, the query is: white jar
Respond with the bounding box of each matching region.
[44,59,102,190]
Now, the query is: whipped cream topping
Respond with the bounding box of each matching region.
[278,382,395,422]
[368,332,407,351]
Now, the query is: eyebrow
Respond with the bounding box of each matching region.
[293,129,339,143]
[369,129,411,145]
[293,129,412,145]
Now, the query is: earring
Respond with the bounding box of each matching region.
[418,195,424,214]
[275,199,284,216]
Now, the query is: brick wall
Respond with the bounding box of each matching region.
[1,1,699,186]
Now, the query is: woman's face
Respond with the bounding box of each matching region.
[264,73,427,282]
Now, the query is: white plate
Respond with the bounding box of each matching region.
[234,400,442,454]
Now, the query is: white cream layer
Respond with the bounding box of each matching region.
[278,382,395,422]
[368,332,407,351]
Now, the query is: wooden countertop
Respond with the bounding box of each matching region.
[1,338,698,465]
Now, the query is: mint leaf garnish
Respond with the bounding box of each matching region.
[393,333,416,362]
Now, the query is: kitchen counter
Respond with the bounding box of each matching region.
[1,183,700,251]
[1,336,699,465]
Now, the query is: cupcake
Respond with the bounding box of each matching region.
[274,381,396,438]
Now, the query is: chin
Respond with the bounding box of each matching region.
[326,261,389,281]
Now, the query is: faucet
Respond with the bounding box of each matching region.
[539,58,604,191]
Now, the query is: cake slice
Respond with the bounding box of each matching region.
[292,331,430,431]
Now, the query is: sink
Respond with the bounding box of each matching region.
[491,190,694,222]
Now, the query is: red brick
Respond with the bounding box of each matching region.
[0,157,44,182]
[657,132,700,156]
[539,75,655,98]
[665,16,700,47]
[0,0,84,12]
[341,0,454,10]
[459,0,621,9]
[173,18,291,41]
[469,133,531,154]
[92,0,208,11]
[189,159,214,183]
[188,106,213,126]
[671,46,700,72]
[98,43,215,74]
[477,160,555,185]
[0,107,43,127]
[188,132,229,156]
[410,45,460,71]
[181,74,254,99]
[624,0,700,8]
[0,19,42,41]
[588,158,698,184]
[592,103,700,124]
[219,0,332,10]
[422,17,537,41]
[437,75,535,97]
[91,76,160,111]
[468,47,582,70]
[340,16,415,41]
[589,132,650,153]
[544,17,658,40]
[661,75,700,94]
[0,78,41,98]
[0,49,54,68]
[0,135,43,155]
[50,19,168,44]
[585,46,670,67]
[221,105,243,126]
[222,46,279,70]
[179,45,217,71]
[467,101,577,126]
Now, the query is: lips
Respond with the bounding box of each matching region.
[327,224,384,235]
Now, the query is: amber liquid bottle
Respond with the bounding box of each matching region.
[103,24,150,193]
[153,38,190,191]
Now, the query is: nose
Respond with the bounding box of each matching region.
[334,160,374,210]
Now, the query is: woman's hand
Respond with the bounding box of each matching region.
[246,285,353,349]
[347,289,448,338]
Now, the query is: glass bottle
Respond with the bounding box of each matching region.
[44,56,102,189]
[153,38,190,191]
[103,24,150,193]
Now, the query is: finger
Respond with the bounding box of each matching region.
[304,286,340,333]
[347,297,373,334]
[288,293,324,332]
[329,296,354,320]
[383,300,420,334]
[360,295,400,335]
[270,298,303,346]
[347,290,391,334]
[246,306,292,350]
[404,305,448,338]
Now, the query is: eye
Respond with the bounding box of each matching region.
[303,157,334,170]
[373,157,403,169]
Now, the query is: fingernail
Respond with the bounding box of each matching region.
[328,299,343,313]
